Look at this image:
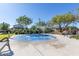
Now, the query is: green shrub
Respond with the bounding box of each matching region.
[70,35,79,40]
[45,28,53,33]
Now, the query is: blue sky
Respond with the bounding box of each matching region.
[0,3,79,28]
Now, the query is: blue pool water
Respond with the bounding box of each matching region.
[13,34,56,42]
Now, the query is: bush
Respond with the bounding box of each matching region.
[12,28,29,34]
[45,28,53,33]
[12,26,53,34]
[70,35,79,40]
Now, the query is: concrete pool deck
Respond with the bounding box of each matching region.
[9,34,79,56]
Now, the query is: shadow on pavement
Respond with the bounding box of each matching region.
[0,50,14,56]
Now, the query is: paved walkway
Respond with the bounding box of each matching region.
[9,35,79,56]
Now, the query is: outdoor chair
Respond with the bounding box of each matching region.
[0,37,13,56]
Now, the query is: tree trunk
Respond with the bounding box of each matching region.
[59,24,62,32]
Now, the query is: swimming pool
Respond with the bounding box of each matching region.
[13,34,56,42]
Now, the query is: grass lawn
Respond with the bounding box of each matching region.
[70,35,79,40]
[0,34,15,40]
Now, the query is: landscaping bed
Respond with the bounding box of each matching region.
[70,35,79,40]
